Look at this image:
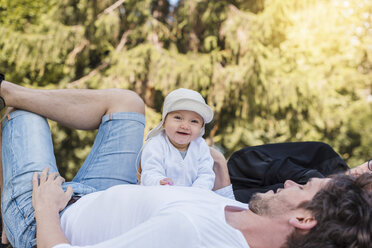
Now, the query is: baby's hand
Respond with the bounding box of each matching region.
[160,178,174,186]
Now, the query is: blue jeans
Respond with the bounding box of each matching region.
[1,110,145,247]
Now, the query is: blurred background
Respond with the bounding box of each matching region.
[0,0,371,179]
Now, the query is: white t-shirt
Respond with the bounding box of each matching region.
[57,185,250,248]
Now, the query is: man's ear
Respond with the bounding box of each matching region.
[289,210,317,231]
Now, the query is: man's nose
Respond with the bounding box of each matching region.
[284,180,300,188]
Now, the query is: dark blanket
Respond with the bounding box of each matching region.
[227,142,349,203]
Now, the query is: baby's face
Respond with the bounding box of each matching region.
[163,110,203,151]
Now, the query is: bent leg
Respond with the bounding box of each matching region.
[1,110,59,247]
[72,111,145,190]
[0,84,147,245]
[2,111,57,247]
[1,81,145,130]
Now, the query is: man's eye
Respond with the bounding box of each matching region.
[191,120,200,124]
[174,116,182,120]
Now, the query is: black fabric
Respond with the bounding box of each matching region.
[227,142,349,203]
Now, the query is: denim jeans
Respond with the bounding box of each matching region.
[1,110,145,247]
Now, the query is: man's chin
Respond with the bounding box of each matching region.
[249,193,270,216]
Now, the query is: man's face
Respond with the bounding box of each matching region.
[249,178,330,217]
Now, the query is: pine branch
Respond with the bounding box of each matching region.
[97,0,126,19]
[66,39,90,65]
[67,62,109,88]
[67,30,130,88]
[116,30,130,52]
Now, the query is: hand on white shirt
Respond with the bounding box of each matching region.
[160,178,174,186]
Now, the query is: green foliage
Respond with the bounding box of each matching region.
[0,0,53,31]
[0,23,85,84]
[174,0,228,52]
[1,0,372,179]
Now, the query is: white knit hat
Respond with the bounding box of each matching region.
[146,88,213,140]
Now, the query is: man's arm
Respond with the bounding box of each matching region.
[32,168,73,248]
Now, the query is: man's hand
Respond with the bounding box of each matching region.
[160,178,174,186]
[32,167,73,215]
[349,160,372,177]
[32,168,73,248]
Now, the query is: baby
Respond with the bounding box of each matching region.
[140,88,215,189]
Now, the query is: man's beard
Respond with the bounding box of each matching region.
[249,192,295,217]
[249,193,272,216]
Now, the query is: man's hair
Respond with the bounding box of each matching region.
[285,173,372,248]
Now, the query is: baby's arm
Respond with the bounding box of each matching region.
[140,138,170,186]
[192,140,215,190]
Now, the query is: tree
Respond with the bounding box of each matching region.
[1,0,371,179]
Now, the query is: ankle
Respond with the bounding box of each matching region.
[0,80,15,107]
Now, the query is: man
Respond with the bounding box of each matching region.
[33,171,372,248]
[1,78,372,247]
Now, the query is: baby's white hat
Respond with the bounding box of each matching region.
[146,88,214,140]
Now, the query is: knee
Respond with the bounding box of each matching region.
[106,89,145,115]
[2,109,46,127]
